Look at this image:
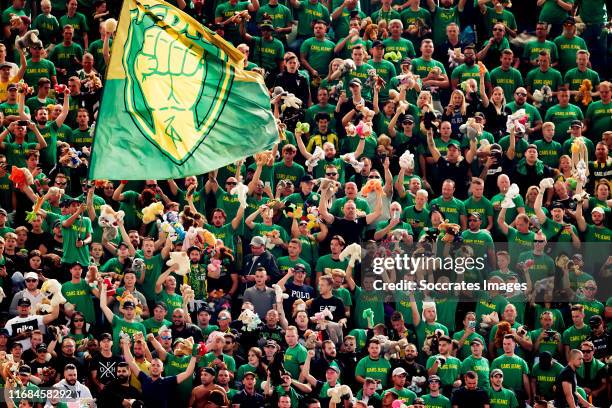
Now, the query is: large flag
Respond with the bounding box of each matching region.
[89,0,278,180]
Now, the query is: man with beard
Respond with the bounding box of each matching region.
[170,307,204,343]
[232,371,265,407]
[98,362,142,407]
[576,340,607,406]
[89,333,121,396]
[54,364,93,400]
[451,371,490,408]
[189,367,230,408]
[586,316,611,360]
[29,86,69,170]
[451,46,491,93]
[309,340,341,379]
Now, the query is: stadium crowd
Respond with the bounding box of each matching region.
[0,0,611,407]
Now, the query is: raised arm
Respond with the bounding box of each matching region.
[176,356,197,384]
[425,128,441,162]
[365,189,383,224]
[318,189,335,224]
[497,206,510,236]
[294,127,313,160]
[99,278,115,323]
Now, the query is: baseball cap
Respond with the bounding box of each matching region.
[563,16,576,25]
[243,371,257,378]
[526,144,538,152]
[400,57,412,65]
[371,40,385,49]
[392,367,407,376]
[260,22,273,30]
[0,328,9,337]
[572,253,583,261]
[0,62,12,70]
[592,207,605,215]
[52,219,61,228]
[474,112,485,119]
[122,300,136,309]
[7,83,17,91]
[589,315,603,327]
[202,367,216,376]
[293,263,307,273]
[99,333,113,341]
[468,212,481,220]
[300,174,314,183]
[402,114,415,124]
[0,208,7,216]
[551,201,564,209]
[18,365,31,374]
[154,301,168,311]
[36,343,47,352]
[490,143,502,152]
[439,335,452,343]
[265,340,279,348]
[490,368,504,377]
[348,78,362,87]
[197,304,213,314]
[428,374,441,382]
[24,272,39,280]
[17,297,31,307]
[447,140,460,149]
[570,120,583,128]
[250,236,266,247]
[327,365,341,374]
[414,398,425,405]
[470,337,483,346]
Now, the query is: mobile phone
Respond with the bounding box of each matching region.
[17,120,28,126]
[392,211,400,220]
[468,321,476,329]
[264,181,270,188]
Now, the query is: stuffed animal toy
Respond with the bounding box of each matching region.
[284,203,303,220]
[355,120,372,138]
[361,178,383,197]
[26,195,46,223]
[174,337,195,357]
[407,18,429,37]
[407,376,426,395]
[98,205,125,241]
[9,167,34,189]
[384,50,402,62]
[142,201,164,224]
[438,220,461,243]
[58,147,83,168]
[180,284,195,305]
[295,121,310,135]
[103,277,117,296]
[166,252,190,276]
[345,122,357,137]
[330,80,344,98]
[362,308,374,328]
[306,146,325,172]
[0,287,5,304]
[506,109,529,135]
[230,182,249,209]
[15,29,42,50]
[254,150,275,167]
[272,284,289,303]
[311,308,334,329]
[421,329,445,356]
[480,311,500,329]
[398,73,417,89]
[447,48,463,69]
[314,178,341,197]
[570,137,589,183]
[237,308,262,331]
[230,10,251,23]
[327,385,353,404]
[575,79,592,105]
[36,279,66,314]
[263,229,281,250]
[303,329,319,350]
[305,206,320,231]
[281,93,302,111]
[338,59,356,76]
[501,183,520,208]
[364,69,381,90]
[399,149,415,170]
[339,243,361,267]
[207,259,222,279]
[118,292,143,316]
[459,117,482,142]
[340,152,364,172]
[104,18,117,33]
[539,178,554,191]
[183,227,216,250]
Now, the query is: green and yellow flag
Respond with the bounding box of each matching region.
[89,0,278,179]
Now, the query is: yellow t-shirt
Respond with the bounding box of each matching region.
[0,76,18,103]
[129,359,151,392]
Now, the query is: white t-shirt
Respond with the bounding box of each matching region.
[5,315,45,350]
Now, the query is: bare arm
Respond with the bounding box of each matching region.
[426,128,441,162]
[497,207,510,235]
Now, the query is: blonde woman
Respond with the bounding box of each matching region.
[320,58,343,98]
[442,89,468,137]
[481,85,512,140]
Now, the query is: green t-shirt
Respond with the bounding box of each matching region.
[401,205,429,238]
[483,6,517,37]
[32,13,60,45]
[429,196,465,225]
[305,103,336,129]
[331,7,365,40]
[88,38,112,74]
[382,37,416,72]
[453,330,487,360]
[61,279,95,322]
[578,0,606,23]
[60,214,93,266]
[293,0,330,37]
[50,42,85,73]
[554,35,587,73]
[300,37,335,76]
[585,100,612,139]
[135,252,165,301]
[164,353,193,406]
[490,67,524,102]
[343,62,375,100]
[562,324,591,351]
[531,361,564,399]
[371,7,401,25]
[461,229,494,262]
[156,290,183,319]
[487,387,519,408]
[451,63,491,91]
[26,96,56,114]
[353,285,385,329]
[517,251,555,283]
[411,57,446,83]
[355,356,392,387]
[544,103,584,143]
[59,13,89,43]
[525,67,563,109]
[142,317,172,335]
[431,6,460,45]
[273,161,305,187]
[214,1,250,43]
[460,355,490,389]
[505,227,535,265]
[3,141,38,168]
[416,321,448,352]
[24,59,57,90]
[250,36,284,72]
[529,328,562,359]
[330,196,371,217]
[251,222,289,258]
[426,355,461,386]
[118,190,143,231]
[522,40,559,63]
[422,393,451,408]
[539,0,573,24]
[382,387,417,404]
[199,352,236,372]
[368,59,397,100]
[489,354,528,391]
[111,314,146,354]
[463,196,494,229]
[256,3,292,37]
[284,343,307,378]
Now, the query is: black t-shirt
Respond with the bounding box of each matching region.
[588,331,612,360]
[451,387,490,407]
[98,381,143,407]
[283,281,315,312]
[89,353,122,387]
[26,231,54,252]
[231,389,265,407]
[434,156,470,199]
[310,295,346,322]
[329,216,368,246]
[138,372,178,408]
[29,358,57,386]
[554,365,577,408]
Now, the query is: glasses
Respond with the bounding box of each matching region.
[226,182,237,185]
[534,239,546,243]
[326,173,338,176]
[73,319,84,322]
[160,335,172,340]
[584,286,596,290]
[515,92,527,97]
[581,349,593,353]
[146,184,157,188]
[368,175,380,179]
[25,278,37,282]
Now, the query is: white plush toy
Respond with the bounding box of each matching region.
[340,153,364,172]
[339,59,356,75]
[231,182,249,209]
[447,47,463,69]
[306,146,325,172]
[37,279,66,314]
[166,252,190,276]
[0,287,5,304]
[237,308,262,331]
[506,109,529,135]
[539,178,554,191]
[339,243,362,267]
[399,149,415,170]
[272,284,289,303]
[501,184,520,208]
[327,385,353,404]
[98,205,125,241]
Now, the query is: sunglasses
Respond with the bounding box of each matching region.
[326,173,338,176]
[581,349,593,353]
[534,239,546,243]
[25,278,38,282]
[515,93,527,97]
[368,175,380,179]
[73,319,84,322]
[160,335,172,340]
